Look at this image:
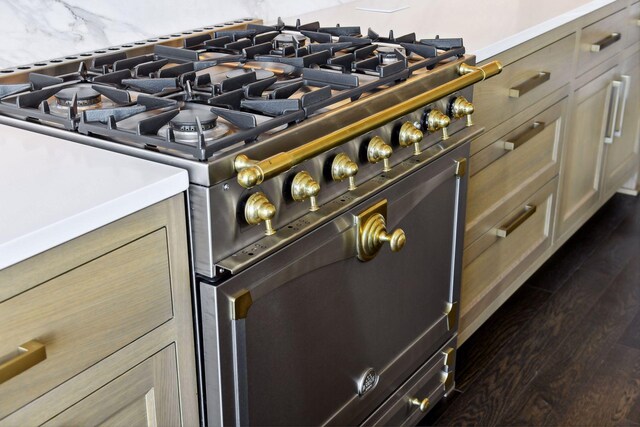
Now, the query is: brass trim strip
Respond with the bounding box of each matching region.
[504,121,546,151]
[444,301,459,331]
[454,158,467,178]
[235,61,503,188]
[509,71,551,98]
[231,290,253,320]
[590,32,621,52]
[496,204,537,238]
[0,340,47,384]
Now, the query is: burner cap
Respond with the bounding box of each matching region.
[55,86,101,107]
[170,110,218,132]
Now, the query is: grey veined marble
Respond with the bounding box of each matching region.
[0,0,351,68]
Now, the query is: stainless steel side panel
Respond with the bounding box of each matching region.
[200,142,469,426]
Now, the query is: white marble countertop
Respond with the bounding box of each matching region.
[0,124,188,270]
[285,0,618,62]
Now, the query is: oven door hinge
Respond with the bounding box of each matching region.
[454,158,467,178]
[230,289,253,320]
[444,301,459,330]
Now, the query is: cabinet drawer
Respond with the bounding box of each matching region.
[577,9,626,76]
[361,339,455,426]
[625,2,640,49]
[474,34,575,131]
[466,98,566,246]
[0,229,173,417]
[461,178,557,333]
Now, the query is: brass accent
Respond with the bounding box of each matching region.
[451,96,475,127]
[504,122,546,151]
[409,397,430,413]
[230,290,253,320]
[244,192,276,236]
[0,340,47,384]
[234,153,257,171]
[235,61,503,188]
[366,136,393,171]
[399,122,424,155]
[444,301,458,330]
[496,204,537,238]
[331,153,359,191]
[356,199,406,261]
[426,109,451,140]
[440,370,455,391]
[442,347,456,368]
[291,171,321,212]
[509,71,550,98]
[454,158,467,178]
[590,32,621,52]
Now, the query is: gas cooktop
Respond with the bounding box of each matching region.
[0,18,464,161]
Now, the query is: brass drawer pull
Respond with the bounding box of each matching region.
[0,340,47,384]
[509,71,550,98]
[496,205,537,238]
[409,397,430,412]
[590,32,621,52]
[504,122,545,151]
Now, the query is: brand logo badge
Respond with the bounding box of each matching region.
[357,368,379,396]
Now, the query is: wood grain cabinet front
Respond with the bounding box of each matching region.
[0,194,198,426]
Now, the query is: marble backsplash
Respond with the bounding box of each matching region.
[0,0,350,68]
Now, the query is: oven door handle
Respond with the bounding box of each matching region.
[234,61,503,188]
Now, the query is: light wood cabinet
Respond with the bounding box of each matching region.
[0,194,198,426]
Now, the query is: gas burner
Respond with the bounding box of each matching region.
[164,108,232,144]
[274,33,307,49]
[377,46,406,65]
[170,110,218,132]
[55,86,102,108]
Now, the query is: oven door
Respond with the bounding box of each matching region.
[200,143,468,426]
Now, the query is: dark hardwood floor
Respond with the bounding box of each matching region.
[421,193,640,426]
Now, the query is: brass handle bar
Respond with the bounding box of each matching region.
[236,61,503,188]
[504,121,546,151]
[590,32,621,52]
[0,340,47,384]
[496,204,537,238]
[509,71,550,98]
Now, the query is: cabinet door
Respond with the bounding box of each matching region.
[603,50,640,196]
[43,345,180,427]
[558,67,617,237]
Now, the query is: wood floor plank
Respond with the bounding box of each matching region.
[620,310,640,350]
[499,258,640,426]
[558,344,640,426]
[454,285,551,391]
[433,267,613,426]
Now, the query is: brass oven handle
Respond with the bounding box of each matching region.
[590,32,621,52]
[0,340,47,384]
[509,71,550,98]
[503,122,545,151]
[496,205,537,238]
[604,80,622,144]
[235,61,503,188]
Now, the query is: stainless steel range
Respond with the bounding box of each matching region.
[0,17,501,426]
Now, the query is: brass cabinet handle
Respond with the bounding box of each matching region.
[0,340,47,385]
[234,61,503,188]
[614,75,631,137]
[503,122,545,151]
[590,32,621,52]
[496,205,537,238]
[604,80,622,144]
[509,71,550,98]
[409,397,430,412]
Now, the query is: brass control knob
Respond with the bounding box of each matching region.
[360,213,406,259]
[291,171,321,212]
[399,122,424,156]
[244,192,276,236]
[451,96,475,127]
[426,109,451,140]
[409,397,430,413]
[331,153,359,191]
[367,136,393,172]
